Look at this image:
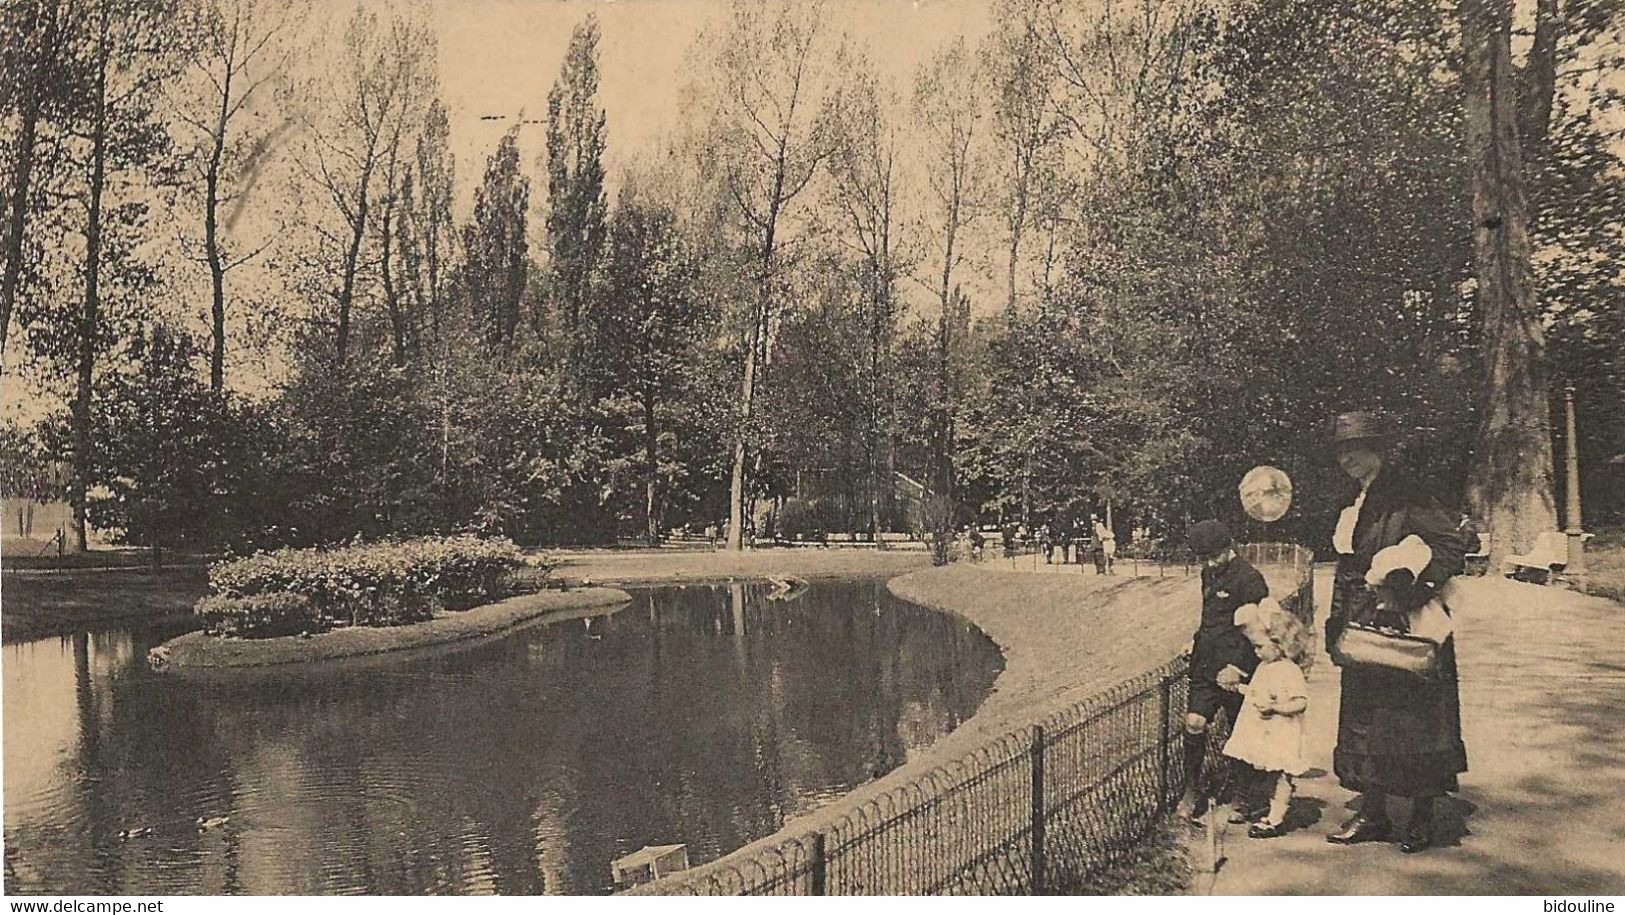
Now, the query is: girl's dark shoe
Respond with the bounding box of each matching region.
[1326,814,1391,845]
[1178,794,1210,827]
[1229,806,1268,825]
[1248,820,1287,839]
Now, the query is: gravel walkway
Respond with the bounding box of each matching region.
[1203,571,1625,895]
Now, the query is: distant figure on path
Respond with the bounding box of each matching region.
[1323,411,1469,854]
[1089,514,1107,574]
[1054,516,1073,564]
[1096,516,1117,574]
[1178,519,1271,824]
[1038,522,1054,564]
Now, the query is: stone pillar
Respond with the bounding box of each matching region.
[1563,385,1587,587]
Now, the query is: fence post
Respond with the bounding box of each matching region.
[1030,725,1046,894]
[810,832,827,896]
[1158,674,1173,810]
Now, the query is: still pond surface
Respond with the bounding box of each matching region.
[4,579,1002,894]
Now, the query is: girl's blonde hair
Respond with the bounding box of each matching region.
[1264,607,1312,666]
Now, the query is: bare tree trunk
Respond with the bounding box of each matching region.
[73,13,112,554]
[205,92,229,391]
[645,393,659,546]
[868,271,886,542]
[727,320,760,551]
[1460,0,1558,557]
[380,197,405,367]
[727,177,783,551]
[1006,171,1028,312]
[336,170,370,367]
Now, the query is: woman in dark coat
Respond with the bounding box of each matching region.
[1323,412,1468,854]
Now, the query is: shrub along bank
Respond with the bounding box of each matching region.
[198,536,542,637]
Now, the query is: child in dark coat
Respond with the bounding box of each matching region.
[1177,520,1271,824]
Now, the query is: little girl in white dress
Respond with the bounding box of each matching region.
[1224,602,1312,838]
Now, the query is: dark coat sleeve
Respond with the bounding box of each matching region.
[1356,475,1469,615]
[1408,501,1467,591]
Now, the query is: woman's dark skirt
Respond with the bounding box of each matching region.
[1334,637,1468,795]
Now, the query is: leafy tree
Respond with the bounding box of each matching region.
[59,0,184,552]
[986,0,1067,313]
[463,126,530,356]
[689,0,838,549]
[912,38,992,500]
[759,252,873,536]
[0,419,65,539]
[88,325,223,566]
[544,13,608,383]
[171,0,297,390]
[1,0,92,360]
[287,3,433,367]
[587,192,703,543]
[823,50,907,539]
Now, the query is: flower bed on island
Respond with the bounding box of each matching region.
[200,535,537,636]
[147,535,627,671]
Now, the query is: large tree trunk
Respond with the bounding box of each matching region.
[1,0,60,361]
[1,97,39,361]
[73,17,111,554]
[726,172,784,552]
[726,306,762,551]
[1460,0,1558,558]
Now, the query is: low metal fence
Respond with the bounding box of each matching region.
[630,543,1316,896]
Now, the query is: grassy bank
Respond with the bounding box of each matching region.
[0,545,927,644]
[1,565,209,642]
[552,544,931,585]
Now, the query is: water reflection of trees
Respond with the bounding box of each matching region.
[5,581,1000,894]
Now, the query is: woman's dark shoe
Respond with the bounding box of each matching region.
[1326,814,1391,845]
[1399,819,1434,854]
[1248,820,1287,839]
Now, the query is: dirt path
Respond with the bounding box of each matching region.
[1204,572,1625,895]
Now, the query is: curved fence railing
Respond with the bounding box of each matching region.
[629,543,1316,896]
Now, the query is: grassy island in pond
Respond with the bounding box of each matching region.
[150,586,632,670]
[147,535,632,670]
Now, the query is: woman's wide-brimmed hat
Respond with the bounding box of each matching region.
[1328,411,1395,445]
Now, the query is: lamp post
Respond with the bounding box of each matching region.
[1563,385,1587,588]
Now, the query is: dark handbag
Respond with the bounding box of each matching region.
[1332,622,1440,677]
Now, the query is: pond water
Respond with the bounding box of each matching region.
[3,579,1002,895]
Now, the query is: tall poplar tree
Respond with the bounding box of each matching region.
[544,13,608,385]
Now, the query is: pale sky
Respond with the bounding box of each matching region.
[431,0,996,200]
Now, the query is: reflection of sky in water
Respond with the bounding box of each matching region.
[3,580,1002,895]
